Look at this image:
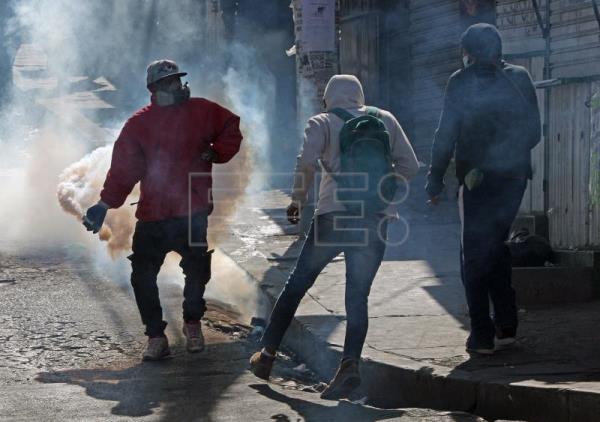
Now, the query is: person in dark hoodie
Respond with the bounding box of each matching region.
[83,60,243,361]
[249,75,419,399]
[426,24,541,354]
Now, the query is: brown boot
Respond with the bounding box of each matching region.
[249,350,275,381]
[320,358,361,400]
[183,321,205,353]
[142,336,170,361]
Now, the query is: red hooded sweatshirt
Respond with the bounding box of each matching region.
[100,97,243,221]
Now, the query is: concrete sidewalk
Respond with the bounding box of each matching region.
[220,190,600,422]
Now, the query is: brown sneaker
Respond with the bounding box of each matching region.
[142,336,170,361]
[249,351,275,381]
[183,321,205,353]
[320,358,361,400]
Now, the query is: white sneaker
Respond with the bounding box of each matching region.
[183,321,205,353]
[495,327,517,350]
[495,336,517,350]
[142,336,170,361]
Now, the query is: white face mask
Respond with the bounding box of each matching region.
[155,90,175,106]
[463,55,472,69]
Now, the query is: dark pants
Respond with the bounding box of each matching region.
[129,212,212,337]
[261,212,388,360]
[459,175,527,342]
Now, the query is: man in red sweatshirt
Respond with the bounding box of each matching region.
[83,60,243,361]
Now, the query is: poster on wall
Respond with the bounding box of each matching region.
[299,0,335,52]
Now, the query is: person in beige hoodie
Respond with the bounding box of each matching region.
[250,75,419,399]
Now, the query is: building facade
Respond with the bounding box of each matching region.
[337,0,600,249]
[498,0,600,248]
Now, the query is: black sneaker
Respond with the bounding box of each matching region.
[495,326,517,350]
[466,334,494,355]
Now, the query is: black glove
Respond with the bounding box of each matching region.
[201,146,219,163]
[425,181,444,198]
[287,202,300,225]
[83,202,109,234]
[425,171,445,206]
[425,171,445,198]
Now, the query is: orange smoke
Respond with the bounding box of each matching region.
[57,141,252,257]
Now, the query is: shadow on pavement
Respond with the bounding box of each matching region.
[250,384,406,422]
[35,340,246,420]
[234,191,600,418]
[449,304,600,382]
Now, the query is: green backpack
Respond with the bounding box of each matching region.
[328,107,397,215]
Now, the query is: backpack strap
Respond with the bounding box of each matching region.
[494,63,529,106]
[329,108,355,122]
[366,106,381,118]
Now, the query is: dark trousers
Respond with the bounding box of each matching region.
[128,212,212,337]
[459,175,527,341]
[261,212,388,360]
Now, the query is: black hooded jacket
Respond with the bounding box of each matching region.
[426,61,541,197]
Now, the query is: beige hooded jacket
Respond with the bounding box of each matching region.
[292,75,420,217]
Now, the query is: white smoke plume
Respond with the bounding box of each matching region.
[1,0,287,321]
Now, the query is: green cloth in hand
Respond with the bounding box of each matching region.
[464,168,484,191]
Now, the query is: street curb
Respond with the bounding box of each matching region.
[274,288,600,422]
[221,248,600,422]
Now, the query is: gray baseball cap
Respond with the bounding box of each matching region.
[146,59,187,87]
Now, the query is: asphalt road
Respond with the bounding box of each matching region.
[0,248,484,422]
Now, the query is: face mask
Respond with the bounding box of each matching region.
[155,82,191,106]
[463,56,472,69]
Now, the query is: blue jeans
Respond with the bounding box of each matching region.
[261,212,388,360]
[460,175,527,342]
